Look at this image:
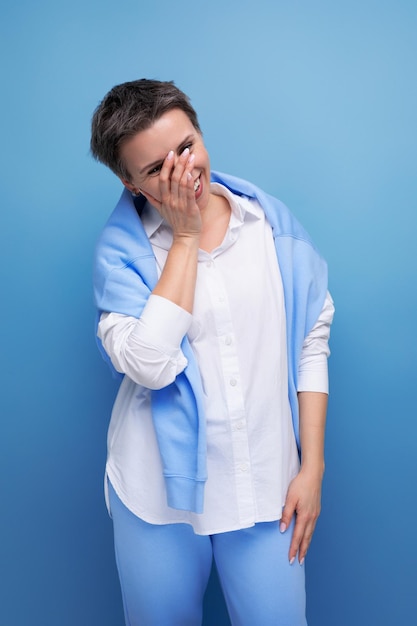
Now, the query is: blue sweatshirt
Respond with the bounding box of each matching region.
[93,172,328,513]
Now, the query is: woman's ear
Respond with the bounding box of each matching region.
[119,177,140,195]
[119,177,161,209]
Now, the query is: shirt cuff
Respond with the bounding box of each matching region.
[132,294,192,352]
[297,361,329,394]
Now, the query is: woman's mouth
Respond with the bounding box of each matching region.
[194,174,202,198]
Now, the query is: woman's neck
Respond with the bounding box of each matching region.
[199,192,231,253]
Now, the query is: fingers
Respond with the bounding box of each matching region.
[288,514,318,565]
[158,149,175,204]
[159,147,195,209]
[279,495,296,535]
[170,148,194,198]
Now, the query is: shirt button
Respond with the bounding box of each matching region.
[239,463,248,472]
[229,378,237,387]
[205,261,212,268]
[225,336,232,346]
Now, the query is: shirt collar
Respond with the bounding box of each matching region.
[141,200,164,239]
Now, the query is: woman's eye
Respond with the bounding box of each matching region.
[148,164,163,176]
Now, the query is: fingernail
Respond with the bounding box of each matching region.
[187,172,192,180]
[280,522,287,533]
[166,150,174,160]
[289,557,295,565]
[188,153,195,164]
[182,147,190,157]
[300,557,305,566]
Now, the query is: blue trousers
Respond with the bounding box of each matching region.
[108,481,307,626]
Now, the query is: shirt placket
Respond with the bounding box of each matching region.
[201,253,256,524]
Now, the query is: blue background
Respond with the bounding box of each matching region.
[1,1,416,624]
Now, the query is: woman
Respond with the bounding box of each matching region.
[91,79,334,625]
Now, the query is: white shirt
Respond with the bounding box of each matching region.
[98,184,334,535]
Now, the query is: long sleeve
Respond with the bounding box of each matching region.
[98,294,191,389]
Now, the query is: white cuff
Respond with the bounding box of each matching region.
[132,294,192,352]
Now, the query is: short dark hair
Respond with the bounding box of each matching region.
[90,79,201,181]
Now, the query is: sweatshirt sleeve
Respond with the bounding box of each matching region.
[97,294,192,390]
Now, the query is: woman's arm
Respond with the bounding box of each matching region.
[98,148,202,389]
[279,293,334,563]
[145,148,201,313]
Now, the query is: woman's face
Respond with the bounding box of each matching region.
[119,108,211,212]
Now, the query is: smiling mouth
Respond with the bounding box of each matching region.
[194,175,201,192]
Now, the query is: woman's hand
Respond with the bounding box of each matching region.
[279,467,323,565]
[156,148,201,242]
